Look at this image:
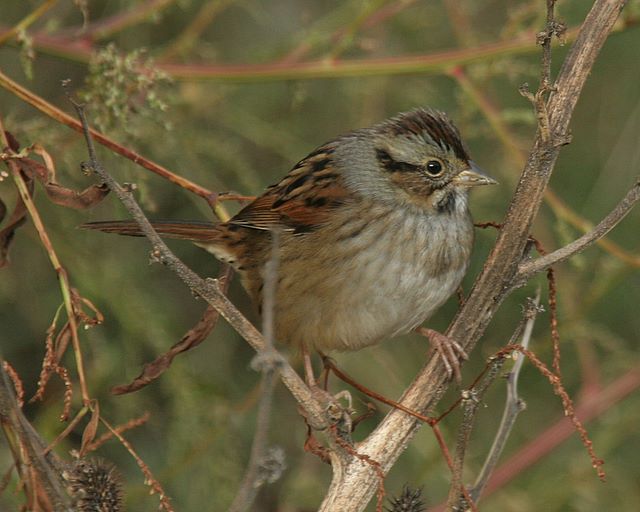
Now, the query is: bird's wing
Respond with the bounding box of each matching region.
[230,143,350,234]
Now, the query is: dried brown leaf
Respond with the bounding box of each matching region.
[80,401,100,457]
[0,178,32,267]
[111,305,220,395]
[112,266,232,394]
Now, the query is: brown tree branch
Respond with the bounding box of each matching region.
[317,1,628,510]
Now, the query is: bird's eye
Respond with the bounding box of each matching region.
[425,160,443,176]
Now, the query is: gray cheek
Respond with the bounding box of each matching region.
[334,139,400,201]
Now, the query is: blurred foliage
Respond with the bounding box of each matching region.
[79,42,173,134]
[0,1,639,511]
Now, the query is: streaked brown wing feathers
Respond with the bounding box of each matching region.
[230,146,348,233]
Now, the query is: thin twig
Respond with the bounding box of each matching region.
[324,359,436,426]
[517,178,640,280]
[0,69,227,218]
[539,0,558,90]
[481,365,640,499]
[446,358,506,511]
[68,96,327,430]
[44,406,88,454]
[445,293,541,512]
[100,416,174,512]
[451,66,640,268]
[86,412,151,452]
[544,188,640,267]
[227,227,284,512]
[0,116,91,405]
[469,293,542,504]
[226,372,279,512]
[494,344,606,481]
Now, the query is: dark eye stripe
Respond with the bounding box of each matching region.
[376,149,421,173]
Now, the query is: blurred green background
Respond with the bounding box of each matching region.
[1,1,639,511]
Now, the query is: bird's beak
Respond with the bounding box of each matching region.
[453,162,498,187]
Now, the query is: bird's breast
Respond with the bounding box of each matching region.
[272,200,474,352]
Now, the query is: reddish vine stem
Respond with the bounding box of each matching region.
[494,344,605,480]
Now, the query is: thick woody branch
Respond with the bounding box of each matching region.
[517,178,640,281]
[318,1,628,510]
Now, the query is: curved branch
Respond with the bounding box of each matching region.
[518,178,640,281]
[0,69,219,210]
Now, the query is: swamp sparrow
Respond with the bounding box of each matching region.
[84,109,496,377]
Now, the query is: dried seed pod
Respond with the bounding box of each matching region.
[63,458,123,512]
[386,485,425,512]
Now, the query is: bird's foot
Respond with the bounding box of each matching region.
[415,327,468,384]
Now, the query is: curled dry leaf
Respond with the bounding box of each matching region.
[111,266,232,394]
[0,131,110,266]
[0,189,29,267]
[80,400,100,457]
[111,303,219,394]
[16,156,110,210]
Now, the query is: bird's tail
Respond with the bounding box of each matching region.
[80,220,222,242]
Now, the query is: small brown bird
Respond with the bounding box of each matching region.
[83,109,496,380]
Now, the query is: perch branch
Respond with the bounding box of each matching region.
[317,1,627,510]
[69,98,328,431]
